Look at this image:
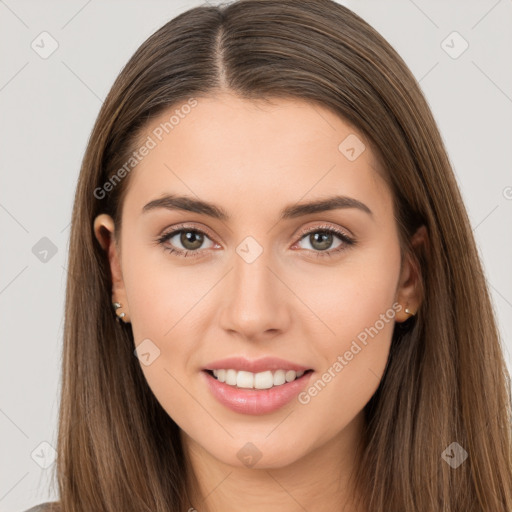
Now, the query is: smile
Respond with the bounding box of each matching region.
[203,369,314,415]
[207,368,311,389]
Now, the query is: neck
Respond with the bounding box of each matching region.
[181,411,367,512]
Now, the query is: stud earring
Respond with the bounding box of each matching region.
[404,306,416,317]
[112,301,128,323]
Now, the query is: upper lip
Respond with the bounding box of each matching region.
[204,356,312,373]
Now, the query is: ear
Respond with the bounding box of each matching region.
[394,225,428,323]
[93,213,130,323]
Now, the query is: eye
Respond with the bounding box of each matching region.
[155,225,217,258]
[293,224,355,259]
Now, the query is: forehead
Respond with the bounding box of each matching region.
[123,93,391,220]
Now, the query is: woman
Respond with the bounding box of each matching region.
[27,0,512,510]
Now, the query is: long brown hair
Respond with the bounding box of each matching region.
[53,0,512,510]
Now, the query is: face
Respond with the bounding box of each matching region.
[94,93,421,470]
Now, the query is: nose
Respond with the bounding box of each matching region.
[218,245,292,342]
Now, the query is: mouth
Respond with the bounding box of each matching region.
[202,367,314,415]
[203,368,314,390]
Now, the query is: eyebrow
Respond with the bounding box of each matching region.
[142,194,373,220]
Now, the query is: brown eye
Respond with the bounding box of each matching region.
[178,230,205,251]
[294,225,355,259]
[157,227,216,256]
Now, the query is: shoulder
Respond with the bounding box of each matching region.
[22,502,60,512]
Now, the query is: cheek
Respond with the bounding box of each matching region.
[295,231,401,354]
[119,237,199,407]
[123,256,200,429]
[293,233,401,411]
[299,237,400,422]
[121,233,202,338]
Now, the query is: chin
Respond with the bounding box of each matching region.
[199,431,314,470]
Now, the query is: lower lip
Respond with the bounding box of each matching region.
[203,370,313,415]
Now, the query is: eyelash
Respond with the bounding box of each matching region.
[154,223,356,260]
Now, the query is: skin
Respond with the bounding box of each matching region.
[94,93,425,512]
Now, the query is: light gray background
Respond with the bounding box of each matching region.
[1,1,511,510]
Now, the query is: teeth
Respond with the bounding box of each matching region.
[237,370,254,389]
[285,370,296,382]
[226,369,237,386]
[209,368,308,389]
[273,369,286,386]
[254,371,273,389]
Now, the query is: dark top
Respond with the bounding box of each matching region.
[22,502,59,512]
